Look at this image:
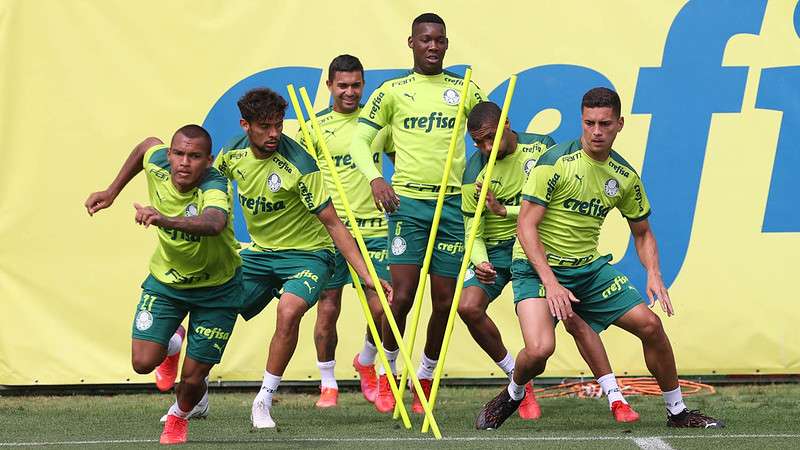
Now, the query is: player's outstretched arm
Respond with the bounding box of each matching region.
[132,203,228,236]
[85,137,164,216]
[517,200,579,320]
[350,123,399,212]
[316,203,393,301]
[628,219,674,316]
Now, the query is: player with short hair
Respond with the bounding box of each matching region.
[214,87,391,429]
[85,125,242,444]
[296,54,395,408]
[475,88,723,430]
[350,12,485,414]
[463,101,639,423]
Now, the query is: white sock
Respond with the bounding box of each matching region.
[663,386,686,415]
[416,353,437,380]
[358,339,378,366]
[378,348,399,375]
[257,370,282,407]
[317,360,337,389]
[166,332,183,356]
[507,380,525,401]
[495,352,515,380]
[167,402,190,419]
[597,373,626,406]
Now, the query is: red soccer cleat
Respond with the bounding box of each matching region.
[611,400,640,423]
[411,378,432,415]
[352,354,378,403]
[315,387,339,408]
[374,374,396,413]
[518,382,542,420]
[159,414,188,445]
[155,325,185,392]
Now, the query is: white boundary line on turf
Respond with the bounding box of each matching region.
[633,437,676,450]
[3,434,800,446]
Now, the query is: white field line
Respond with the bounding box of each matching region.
[2,434,800,446]
[633,437,676,450]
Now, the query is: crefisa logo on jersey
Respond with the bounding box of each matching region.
[442,88,460,106]
[184,203,199,217]
[391,236,407,255]
[267,172,282,192]
[604,178,620,197]
[524,159,536,176]
[135,309,153,331]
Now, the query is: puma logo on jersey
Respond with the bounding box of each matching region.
[575,174,584,183]
[404,92,416,102]
[324,129,336,137]
[236,169,247,180]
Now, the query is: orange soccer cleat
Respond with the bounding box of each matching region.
[374,375,396,413]
[611,400,641,423]
[159,414,188,445]
[315,387,339,408]
[411,378,432,415]
[155,325,185,392]
[518,382,542,420]
[352,354,378,403]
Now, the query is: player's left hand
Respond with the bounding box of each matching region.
[646,272,674,316]
[133,203,164,228]
[476,182,507,217]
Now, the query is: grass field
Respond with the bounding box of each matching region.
[2,384,799,449]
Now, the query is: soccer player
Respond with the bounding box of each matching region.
[296,54,395,408]
[84,125,242,444]
[475,88,724,429]
[462,102,638,423]
[350,12,485,414]
[214,88,391,428]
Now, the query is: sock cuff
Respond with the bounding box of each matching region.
[597,373,617,384]
[316,360,336,369]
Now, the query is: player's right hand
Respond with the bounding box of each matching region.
[474,261,497,284]
[370,178,400,213]
[543,282,579,321]
[84,189,116,216]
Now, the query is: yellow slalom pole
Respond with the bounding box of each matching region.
[422,75,517,433]
[286,84,412,430]
[295,86,443,439]
[394,67,473,419]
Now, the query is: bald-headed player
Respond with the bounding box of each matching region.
[214,88,391,429]
[476,88,723,430]
[296,54,395,408]
[350,12,484,414]
[85,125,242,444]
[462,102,639,423]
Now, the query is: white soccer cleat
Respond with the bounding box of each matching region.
[251,398,276,429]
[159,401,209,423]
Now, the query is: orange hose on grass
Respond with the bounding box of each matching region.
[533,377,715,399]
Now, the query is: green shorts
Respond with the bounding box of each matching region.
[239,247,335,320]
[325,236,390,290]
[463,238,515,301]
[510,255,645,333]
[132,269,242,365]
[387,194,464,278]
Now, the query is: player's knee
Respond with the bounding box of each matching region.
[522,341,555,362]
[457,301,483,325]
[431,296,452,316]
[179,372,206,391]
[561,316,586,336]
[638,312,665,340]
[131,356,158,374]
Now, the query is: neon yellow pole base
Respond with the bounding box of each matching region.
[292,85,442,439]
[393,67,473,420]
[422,74,518,433]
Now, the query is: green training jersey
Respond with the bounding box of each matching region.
[462,132,555,245]
[214,134,334,252]
[297,106,393,239]
[356,70,484,199]
[143,145,241,289]
[512,139,651,267]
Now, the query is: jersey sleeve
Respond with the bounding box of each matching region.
[358,83,393,129]
[295,120,318,158]
[212,150,231,179]
[143,144,169,170]
[295,169,332,215]
[199,168,231,214]
[522,163,561,207]
[618,175,651,221]
[373,125,394,155]
[465,81,486,115]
